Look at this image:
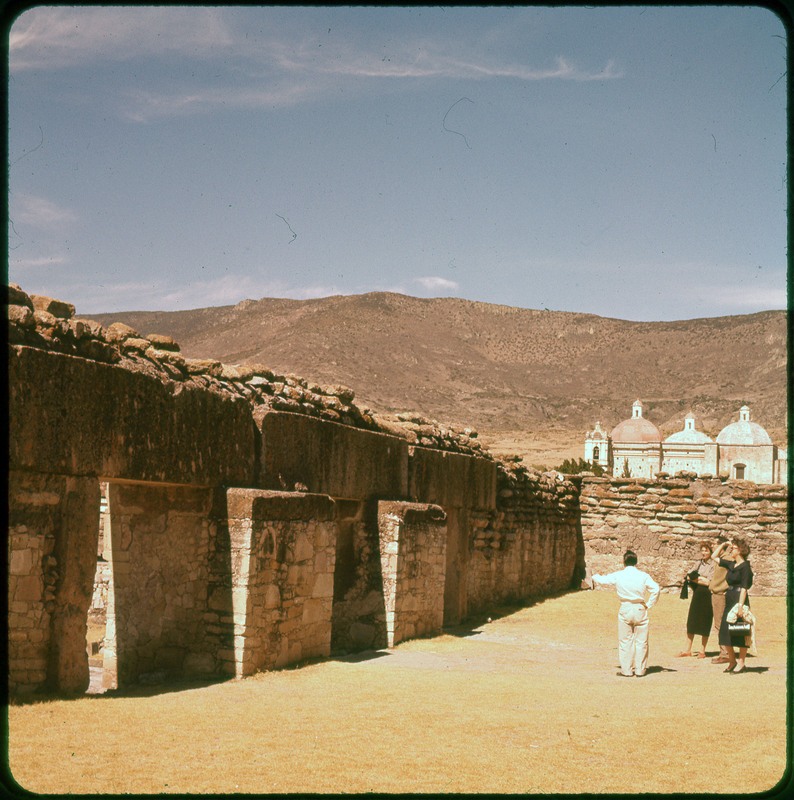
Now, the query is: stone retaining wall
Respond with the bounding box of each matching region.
[466,464,584,615]
[8,471,99,696]
[224,490,337,676]
[378,502,447,647]
[104,483,227,688]
[580,475,788,595]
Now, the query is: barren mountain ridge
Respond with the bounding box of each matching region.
[92,293,787,467]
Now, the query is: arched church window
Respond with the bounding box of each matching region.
[593,446,600,461]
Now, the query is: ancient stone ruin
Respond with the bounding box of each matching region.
[7,284,787,699]
[7,285,584,697]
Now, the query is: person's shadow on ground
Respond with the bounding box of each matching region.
[643,665,677,674]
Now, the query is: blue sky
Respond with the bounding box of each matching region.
[7,5,788,320]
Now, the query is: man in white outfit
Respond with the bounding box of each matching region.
[591,550,660,677]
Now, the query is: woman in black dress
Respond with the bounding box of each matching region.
[711,538,753,673]
[677,541,714,658]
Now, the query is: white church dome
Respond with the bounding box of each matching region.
[716,406,772,446]
[664,413,713,445]
[611,400,661,444]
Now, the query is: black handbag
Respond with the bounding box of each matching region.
[679,580,688,600]
[728,619,751,637]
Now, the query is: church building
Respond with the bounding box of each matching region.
[585,401,787,484]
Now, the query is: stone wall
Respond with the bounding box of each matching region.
[224,490,337,676]
[9,344,257,487]
[8,471,99,696]
[104,482,228,687]
[579,475,788,595]
[7,284,786,700]
[329,500,387,653]
[466,464,584,615]
[378,502,447,647]
[256,408,409,498]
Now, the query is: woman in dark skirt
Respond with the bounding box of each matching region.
[711,538,753,673]
[677,541,714,658]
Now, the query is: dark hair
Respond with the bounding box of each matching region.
[732,538,750,558]
[699,540,713,555]
[623,550,638,566]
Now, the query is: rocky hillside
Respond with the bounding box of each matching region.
[90,293,788,466]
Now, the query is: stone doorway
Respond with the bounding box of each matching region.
[86,481,115,694]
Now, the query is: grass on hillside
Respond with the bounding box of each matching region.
[7,592,789,795]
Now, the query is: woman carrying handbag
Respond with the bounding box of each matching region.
[711,538,754,673]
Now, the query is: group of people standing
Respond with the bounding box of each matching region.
[679,537,754,674]
[588,536,754,677]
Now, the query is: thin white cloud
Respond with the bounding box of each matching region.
[73,272,463,313]
[121,83,317,123]
[317,51,621,82]
[12,194,78,228]
[123,50,620,121]
[413,276,460,293]
[10,254,69,270]
[9,6,232,70]
[74,274,348,313]
[10,7,621,122]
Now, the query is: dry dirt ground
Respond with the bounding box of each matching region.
[478,428,583,470]
[7,591,789,795]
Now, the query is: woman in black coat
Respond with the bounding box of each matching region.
[711,538,753,674]
[677,541,714,658]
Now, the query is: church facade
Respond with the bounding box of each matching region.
[585,401,787,484]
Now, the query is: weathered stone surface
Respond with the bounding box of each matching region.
[256,409,409,499]
[184,357,223,376]
[107,483,221,686]
[322,384,355,403]
[75,339,122,364]
[105,322,139,342]
[408,447,497,511]
[221,364,256,381]
[378,501,447,647]
[145,333,180,351]
[580,476,787,595]
[120,337,152,353]
[32,309,59,328]
[148,348,186,369]
[7,283,34,309]
[29,294,75,319]
[67,318,97,340]
[8,304,36,328]
[9,345,256,485]
[221,489,338,676]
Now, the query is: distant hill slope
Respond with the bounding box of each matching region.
[90,294,787,464]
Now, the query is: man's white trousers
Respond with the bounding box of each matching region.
[617,602,649,676]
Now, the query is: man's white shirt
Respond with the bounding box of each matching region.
[592,565,660,607]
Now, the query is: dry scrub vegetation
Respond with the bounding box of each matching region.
[479,428,584,469]
[7,592,788,795]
